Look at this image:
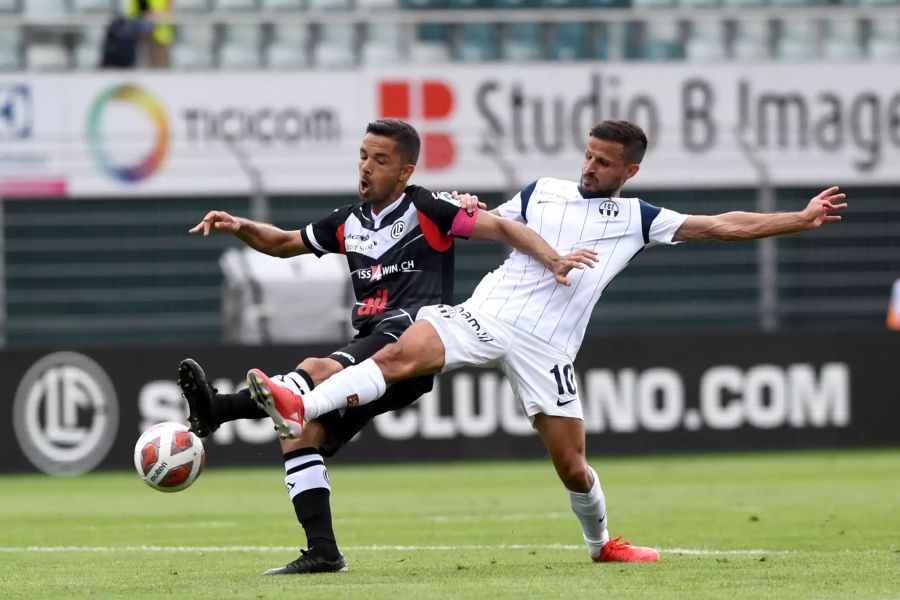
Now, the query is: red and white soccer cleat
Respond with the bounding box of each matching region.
[247,368,305,439]
[592,535,660,563]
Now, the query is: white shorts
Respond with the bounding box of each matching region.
[416,302,582,422]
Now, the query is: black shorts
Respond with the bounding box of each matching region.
[317,318,432,457]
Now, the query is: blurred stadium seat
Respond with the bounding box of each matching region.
[73,26,105,69]
[685,19,727,61]
[455,23,499,61]
[449,0,493,7]
[501,22,543,61]
[723,0,767,7]
[357,0,401,8]
[0,27,22,69]
[403,0,448,8]
[308,0,353,9]
[731,18,771,60]
[25,41,69,70]
[633,0,678,8]
[313,23,356,67]
[868,18,900,59]
[265,22,309,68]
[172,24,215,69]
[219,23,263,69]
[71,0,114,12]
[260,0,307,9]
[23,1,67,20]
[548,21,590,60]
[681,0,722,7]
[409,23,451,63]
[215,0,260,10]
[642,20,684,59]
[774,19,817,61]
[178,0,213,10]
[822,19,863,60]
[361,22,404,65]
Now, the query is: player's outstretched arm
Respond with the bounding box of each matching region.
[673,186,847,242]
[469,210,597,286]
[189,210,309,258]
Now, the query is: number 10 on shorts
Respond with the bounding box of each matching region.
[550,364,577,395]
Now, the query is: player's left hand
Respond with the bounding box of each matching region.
[550,249,598,286]
[803,186,847,228]
[453,190,487,216]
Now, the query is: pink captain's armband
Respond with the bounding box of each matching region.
[449,207,478,239]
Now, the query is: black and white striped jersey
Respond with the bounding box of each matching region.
[300,185,470,336]
[468,177,689,360]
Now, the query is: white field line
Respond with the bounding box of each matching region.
[0,544,791,555]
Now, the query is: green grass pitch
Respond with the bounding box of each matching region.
[1,449,898,599]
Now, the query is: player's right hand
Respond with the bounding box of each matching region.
[452,190,487,216]
[802,186,847,229]
[551,249,598,286]
[189,211,241,236]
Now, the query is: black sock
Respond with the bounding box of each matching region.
[293,488,338,559]
[213,388,267,424]
[284,447,338,560]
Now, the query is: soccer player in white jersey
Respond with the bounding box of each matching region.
[246,119,848,563]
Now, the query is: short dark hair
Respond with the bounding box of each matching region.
[589,120,648,165]
[365,119,421,165]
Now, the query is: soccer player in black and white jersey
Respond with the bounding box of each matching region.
[177,119,594,575]
[247,119,848,564]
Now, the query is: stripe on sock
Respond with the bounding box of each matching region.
[282,371,312,396]
[284,452,330,500]
[285,453,324,473]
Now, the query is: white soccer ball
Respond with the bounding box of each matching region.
[133,422,205,492]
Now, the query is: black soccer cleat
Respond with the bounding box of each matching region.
[177,358,219,438]
[263,549,349,575]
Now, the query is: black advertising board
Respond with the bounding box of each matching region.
[2,332,898,475]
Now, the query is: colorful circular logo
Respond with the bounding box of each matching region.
[87,84,169,183]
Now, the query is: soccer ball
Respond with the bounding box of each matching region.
[134,422,205,492]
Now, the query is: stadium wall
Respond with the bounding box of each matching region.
[2,331,898,475]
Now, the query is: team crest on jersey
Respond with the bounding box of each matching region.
[598,200,619,219]
[390,221,405,239]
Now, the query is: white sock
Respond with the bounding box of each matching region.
[303,358,386,421]
[284,451,330,500]
[272,371,313,396]
[568,466,609,557]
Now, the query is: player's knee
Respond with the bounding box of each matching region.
[373,343,414,383]
[296,357,341,385]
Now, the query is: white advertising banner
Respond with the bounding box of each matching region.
[0,63,898,197]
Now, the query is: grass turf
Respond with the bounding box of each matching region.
[0,449,898,599]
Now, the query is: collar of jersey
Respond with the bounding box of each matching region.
[363,192,407,229]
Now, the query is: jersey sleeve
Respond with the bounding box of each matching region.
[300,206,351,257]
[495,179,537,223]
[412,188,475,251]
[638,199,690,246]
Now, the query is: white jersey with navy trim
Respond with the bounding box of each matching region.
[468,177,689,360]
